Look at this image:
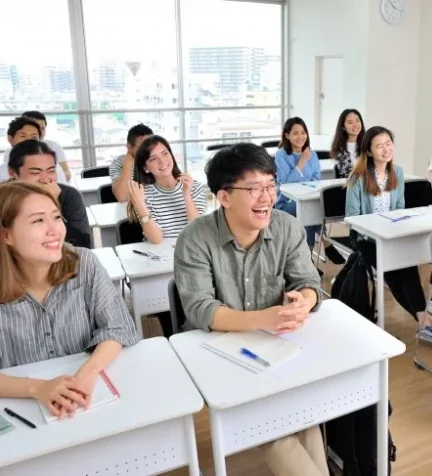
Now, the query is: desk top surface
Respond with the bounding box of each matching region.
[115,239,176,278]
[280,178,345,201]
[89,202,128,227]
[345,206,432,239]
[0,338,203,468]
[280,174,424,202]
[170,299,405,410]
[75,176,111,192]
[92,247,125,281]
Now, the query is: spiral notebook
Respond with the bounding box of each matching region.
[203,330,300,373]
[31,359,120,423]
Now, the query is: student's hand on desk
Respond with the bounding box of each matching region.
[265,291,313,335]
[56,367,99,419]
[32,376,89,419]
[43,181,62,199]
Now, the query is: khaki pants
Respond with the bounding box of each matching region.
[264,425,330,476]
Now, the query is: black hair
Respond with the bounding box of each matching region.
[330,109,365,158]
[127,123,153,146]
[134,135,181,185]
[279,117,310,154]
[8,139,56,174]
[7,117,42,139]
[22,110,47,125]
[205,143,275,195]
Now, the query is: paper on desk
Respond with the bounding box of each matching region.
[379,209,423,222]
[203,330,300,373]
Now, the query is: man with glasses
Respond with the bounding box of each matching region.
[174,143,328,476]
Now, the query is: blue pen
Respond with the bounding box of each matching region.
[392,216,412,222]
[240,347,271,367]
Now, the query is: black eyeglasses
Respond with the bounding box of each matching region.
[225,183,280,198]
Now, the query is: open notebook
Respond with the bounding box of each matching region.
[30,359,120,423]
[203,330,300,373]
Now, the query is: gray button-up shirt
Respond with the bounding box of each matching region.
[0,247,139,369]
[174,207,322,331]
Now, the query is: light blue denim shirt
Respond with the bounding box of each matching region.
[275,148,321,212]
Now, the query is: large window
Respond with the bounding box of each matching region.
[0,0,285,175]
[0,0,84,170]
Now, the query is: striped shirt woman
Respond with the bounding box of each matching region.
[128,135,207,244]
[0,181,138,419]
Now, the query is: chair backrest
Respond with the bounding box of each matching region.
[404,179,432,209]
[316,150,330,161]
[320,185,347,222]
[168,279,186,335]
[81,166,110,178]
[117,219,143,245]
[261,140,279,148]
[99,184,117,204]
[206,144,229,152]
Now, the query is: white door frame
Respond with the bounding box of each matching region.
[314,55,343,135]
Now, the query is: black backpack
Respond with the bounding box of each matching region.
[331,251,376,322]
[327,251,396,476]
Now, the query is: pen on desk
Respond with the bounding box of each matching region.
[132,249,160,260]
[240,347,271,368]
[4,408,36,429]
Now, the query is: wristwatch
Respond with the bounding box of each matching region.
[140,214,151,225]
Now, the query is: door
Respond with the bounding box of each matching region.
[315,56,344,136]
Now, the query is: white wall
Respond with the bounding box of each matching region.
[289,0,369,135]
[364,0,421,172]
[413,0,432,175]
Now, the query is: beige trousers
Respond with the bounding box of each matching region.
[264,425,330,476]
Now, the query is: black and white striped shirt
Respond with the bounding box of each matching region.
[144,180,207,238]
[0,247,139,369]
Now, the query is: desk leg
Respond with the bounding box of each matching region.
[209,409,227,476]
[376,239,385,329]
[184,414,200,476]
[377,359,389,476]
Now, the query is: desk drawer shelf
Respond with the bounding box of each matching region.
[212,363,380,456]
[1,417,191,476]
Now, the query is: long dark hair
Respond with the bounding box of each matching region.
[133,135,181,185]
[330,109,365,158]
[347,126,398,196]
[279,117,310,154]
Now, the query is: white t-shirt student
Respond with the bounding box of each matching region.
[0,139,67,184]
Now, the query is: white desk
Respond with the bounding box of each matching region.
[170,299,405,476]
[115,239,176,337]
[345,207,432,328]
[0,338,203,476]
[75,176,111,207]
[90,202,128,248]
[280,178,346,226]
[281,174,424,227]
[92,247,125,292]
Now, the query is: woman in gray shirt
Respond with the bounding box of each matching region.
[0,181,138,419]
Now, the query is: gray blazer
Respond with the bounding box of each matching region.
[346,165,405,217]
